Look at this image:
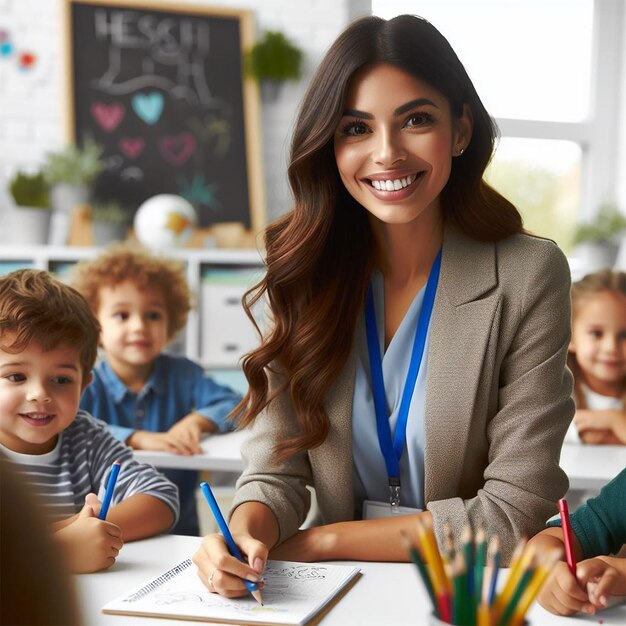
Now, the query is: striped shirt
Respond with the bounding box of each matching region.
[0,410,179,525]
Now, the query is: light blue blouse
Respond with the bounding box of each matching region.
[352,270,431,515]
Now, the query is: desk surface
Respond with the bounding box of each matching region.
[560,443,626,490]
[133,429,248,472]
[134,432,623,493]
[75,535,625,626]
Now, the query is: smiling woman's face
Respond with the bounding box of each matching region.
[333,63,471,228]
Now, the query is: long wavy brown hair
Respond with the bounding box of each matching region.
[569,269,626,408]
[236,15,524,461]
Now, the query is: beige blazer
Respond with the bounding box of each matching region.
[232,230,574,562]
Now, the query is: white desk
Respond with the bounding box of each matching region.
[133,429,247,472]
[133,434,623,494]
[75,535,625,626]
[560,443,626,491]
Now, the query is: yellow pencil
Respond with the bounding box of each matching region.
[494,542,535,624]
[509,548,562,626]
[416,518,452,623]
[492,537,527,617]
[477,534,496,626]
[477,601,491,626]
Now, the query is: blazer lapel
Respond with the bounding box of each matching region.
[424,229,501,502]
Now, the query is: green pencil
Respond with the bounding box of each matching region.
[462,524,475,625]
[452,550,468,626]
[498,566,534,626]
[400,531,439,617]
[474,527,487,615]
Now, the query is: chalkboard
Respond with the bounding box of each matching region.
[64,0,265,232]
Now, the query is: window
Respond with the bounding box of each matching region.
[371,0,624,253]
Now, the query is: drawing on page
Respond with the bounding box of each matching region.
[264,564,329,580]
[153,589,287,616]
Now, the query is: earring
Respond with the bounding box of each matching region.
[457,147,465,156]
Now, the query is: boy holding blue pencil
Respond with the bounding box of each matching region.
[528,468,626,616]
[0,270,180,573]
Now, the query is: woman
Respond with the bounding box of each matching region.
[193,14,573,597]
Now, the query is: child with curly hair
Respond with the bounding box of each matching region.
[72,243,242,535]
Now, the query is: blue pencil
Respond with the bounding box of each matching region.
[200,482,263,605]
[99,460,121,520]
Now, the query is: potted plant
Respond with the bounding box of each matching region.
[90,200,130,246]
[43,137,105,245]
[245,30,303,100]
[573,202,626,271]
[7,170,52,245]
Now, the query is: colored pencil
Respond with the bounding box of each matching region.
[477,534,494,625]
[98,460,120,520]
[486,535,501,606]
[493,537,527,617]
[474,526,487,611]
[404,526,559,626]
[462,524,475,606]
[401,530,439,616]
[509,549,562,626]
[498,560,535,626]
[558,498,577,578]
[442,521,456,581]
[415,518,452,623]
[451,550,468,625]
[495,544,535,624]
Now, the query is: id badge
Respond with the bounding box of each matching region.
[362,499,422,520]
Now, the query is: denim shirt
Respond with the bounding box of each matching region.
[80,354,243,535]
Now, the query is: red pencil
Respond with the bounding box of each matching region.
[558,498,577,578]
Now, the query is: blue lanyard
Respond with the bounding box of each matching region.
[364,248,442,506]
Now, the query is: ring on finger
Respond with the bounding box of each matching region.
[208,570,216,590]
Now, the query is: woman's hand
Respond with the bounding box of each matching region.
[270,527,335,562]
[192,532,268,598]
[53,500,124,573]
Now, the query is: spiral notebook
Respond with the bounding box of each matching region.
[102,558,360,625]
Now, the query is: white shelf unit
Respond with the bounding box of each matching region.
[0,245,265,370]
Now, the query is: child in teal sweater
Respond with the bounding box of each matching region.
[528,468,626,615]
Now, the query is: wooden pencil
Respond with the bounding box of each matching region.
[509,549,562,626]
[415,517,451,624]
[400,530,439,616]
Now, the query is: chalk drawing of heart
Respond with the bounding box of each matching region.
[90,102,125,132]
[158,133,197,166]
[119,137,145,159]
[132,92,164,125]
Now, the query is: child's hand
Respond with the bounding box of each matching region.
[579,429,624,445]
[167,413,208,454]
[576,409,626,444]
[53,500,124,573]
[579,557,626,609]
[538,561,594,616]
[127,429,199,455]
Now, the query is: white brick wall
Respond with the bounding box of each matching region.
[0,0,372,233]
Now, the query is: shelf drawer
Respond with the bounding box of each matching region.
[201,283,261,367]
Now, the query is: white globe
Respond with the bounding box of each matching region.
[134,194,197,249]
